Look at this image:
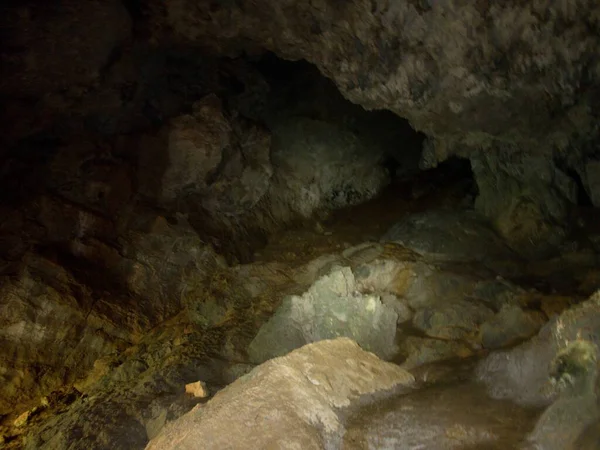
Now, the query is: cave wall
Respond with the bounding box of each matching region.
[150,0,600,251]
[2,0,600,418]
[152,0,600,150]
[0,0,423,413]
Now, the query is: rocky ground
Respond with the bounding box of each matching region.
[1,167,598,449]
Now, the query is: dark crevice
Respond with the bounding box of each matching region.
[565,168,593,206]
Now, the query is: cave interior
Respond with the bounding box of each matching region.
[1,1,600,449]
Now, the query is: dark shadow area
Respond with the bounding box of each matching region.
[251,53,426,178]
[565,168,594,207]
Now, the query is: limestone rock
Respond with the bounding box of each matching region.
[476,291,600,407]
[0,257,130,415]
[524,340,600,450]
[146,338,415,450]
[472,151,577,258]
[400,336,474,370]
[138,95,274,217]
[412,299,494,341]
[152,95,232,203]
[470,278,529,311]
[0,210,222,415]
[267,117,389,218]
[574,419,600,450]
[353,257,479,311]
[247,267,399,363]
[381,210,516,263]
[480,305,546,349]
[380,294,413,325]
[13,410,32,428]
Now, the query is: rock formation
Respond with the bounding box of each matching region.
[1,0,600,448]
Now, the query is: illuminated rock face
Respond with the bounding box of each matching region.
[146,338,415,450]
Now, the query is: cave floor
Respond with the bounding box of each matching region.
[3,168,599,449]
[344,374,542,450]
[253,171,471,266]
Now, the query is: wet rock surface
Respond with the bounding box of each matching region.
[344,380,541,450]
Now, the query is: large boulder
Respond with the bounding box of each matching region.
[523,340,599,450]
[476,291,600,407]
[146,338,415,450]
[248,267,399,363]
[471,150,577,258]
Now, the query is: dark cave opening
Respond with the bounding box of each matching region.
[180,52,430,263]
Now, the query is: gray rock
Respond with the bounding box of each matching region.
[476,291,600,407]
[412,299,494,341]
[154,1,600,160]
[472,151,577,258]
[524,340,600,450]
[138,95,274,217]
[381,294,413,324]
[471,278,527,311]
[268,118,390,217]
[247,267,399,363]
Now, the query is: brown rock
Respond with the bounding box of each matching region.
[146,338,415,450]
[184,381,209,398]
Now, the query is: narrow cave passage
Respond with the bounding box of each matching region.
[178,52,429,264]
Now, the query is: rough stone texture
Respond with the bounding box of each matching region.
[20,318,232,450]
[480,305,546,349]
[248,267,399,363]
[524,340,599,450]
[153,1,600,153]
[184,381,209,398]
[400,336,473,370]
[146,338,415,450]
[0,212,222,416]
[381,210,517,263]
[148,0,600,249]
[472,150,577,257]
[412,299,494,341]
[269,117,389,216]
[476,291,600,407]
[470,278,530,311]
[0,255,129,416]
[138,94,274,216]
